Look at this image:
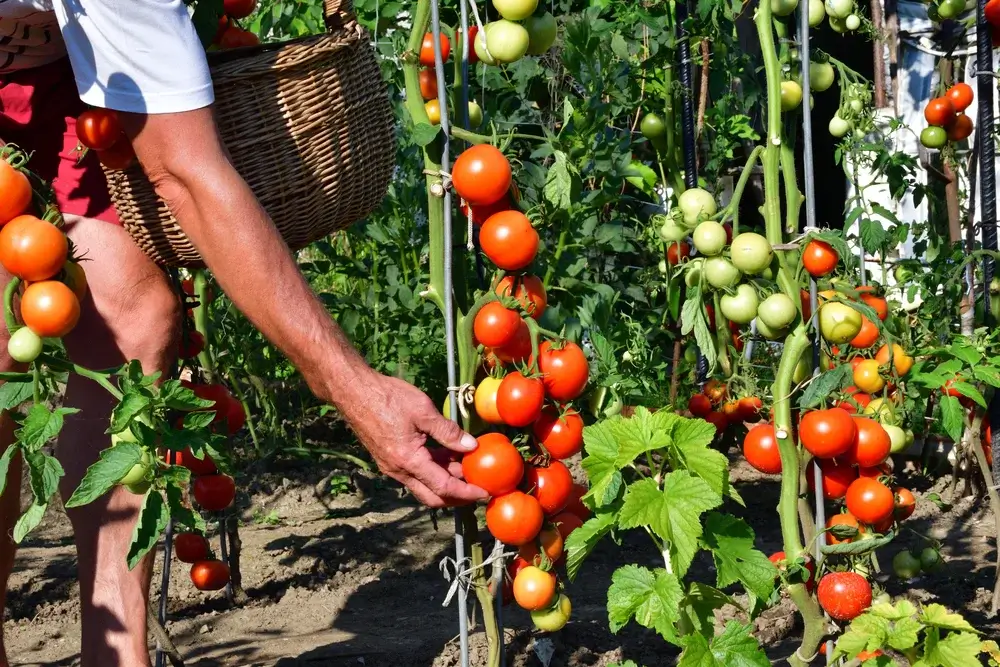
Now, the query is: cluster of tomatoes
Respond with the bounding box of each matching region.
[819,0,864,32]
[471,0,556,67]
[172,448,236,591]
[416,33,482,128]
[686,381,763,437]
[76,108,136,171]
[451,143,589,631]
[0,166,87,363]
[212,0,260,50]
[930,0,970,22]
[920,83,974,149]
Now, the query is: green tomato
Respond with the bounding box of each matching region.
[809,62,836,92]
[677,188,718,226]
[904,429,915,447]
[111,412,153,445]
[485,20,530,63]
[7,327,42,364]
[920,126,947,149]
[893,263,915,283]
[658,259,668,275]
[825,0,853,18]
[704,257,741,289]
[828,14,848,31]
[864,397,897,422]
[692,221,728,256]
[780,81,803,112]
[474,27,498,65]
[793,351,813,384]
[641,112,667,140]
[884,424,908,453]
[730,232,773,275]
[684,346,698,364]
[829,113,851,138]
[819,301,863,343]
[120,450,153,487]
[808,0,826,25]
[937,0,965,19]
[720,284,760,325]
[467,101,483,129]
[845,13,861,29]
[684,258,705,287]
[659,218,689,243]
[755,316,787,340]
[531,593,572,632]
[920,547,943,572]
[757,293,797,330]
[492,0,538,21]
[771,0,799,16]
[892,551,922,580]
[524,12,557,55]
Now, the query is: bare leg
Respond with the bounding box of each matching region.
[0,437,19,667]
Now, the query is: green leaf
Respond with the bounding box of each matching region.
[109,393,152,435]
[24,450,63,504]
[190,0,224,47]
[821,530,894,556]
[680,286,717,374]
[564,511,615,581]
[624,161,657,196]
[0,444,15,496]
[798,365,853,409]
[678,621,770,667]
[920,604,978,633]
[65,444,142,508]
[611,407,671,466]
[0,381,33,411]
[165,482,206,533]
[126,489,168,570]
[183,411,217,430]
[700,513,776,601]
[13,503,46,543]
[947,341,983,366]
[15,404,77,452]
[923,631,983,667]
[939,395,964,444]
[683,582,734,639]
[410,122,441,147]
[870,598,917,620]
[950,381,986,408]
[885,616,923,651]
[607,565,683,644]
[859,219,888,254]
[544,150,574,210]
[669,419,740,503]
[617,473,721,577]
[160,380,214,411]
[581,419,624,508]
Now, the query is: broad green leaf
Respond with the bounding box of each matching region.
[564,511,615,581]
[0,381,33,411]
[126,489,169,570]
[183,411,218,430]
[544,150,574,210]
[923,631,983,667]
[0,445,15,496]
[973,366,1000,388]
[833,618,883,660]
[109,393,152,435]
[410,122,441,147]
[859,219,888,254]
[165,483,206,533]
[624,161,657,196]
[581,419,624,508]
[670,427,739,503]
[683,582,733,639]
[159,380,214,411]
[607,565,683,644]
[939,395,964,444]
[947,341,983,366]
[65,444,142,508]
[700,513,776,601]
[870,598,917,620]
[15,404,77,452]
[886,616,922,651]
[798,365,853,409]
[13,503,46,543]
[24,450,63,505]
[190,0,224,47]
[678,621,770,667]
[610,407,671,467]
[920,604,978,633]
[617,473,720,577]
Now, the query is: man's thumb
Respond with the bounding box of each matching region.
[420,408,477,453]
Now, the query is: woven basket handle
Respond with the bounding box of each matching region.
[324,0,355,30]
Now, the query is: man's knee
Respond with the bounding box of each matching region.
[116,279,182,373]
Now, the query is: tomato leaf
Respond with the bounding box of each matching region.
[0,380,33,412]
[677,620,769,667]
[191,0,224,47]
[681,286,716,374]
[165,482,206,534]
[410,122,441,147]
[923,631,983,667]
[184,411,218,430]
[127,489,168,570]
[15,404,78,452]
[939,395,964,444]
[564,510,615,582]
[544,150,576,210]
[950,381,986,408]
[160,380,214,411]
[919,604,978,634]
[109,392,152,436]
[821,530,894,556]
[0,444,15,497]
[24,449,64,506]
[617,473,721,578]
[65,443,141,509]
[624,161,657,197]
[859,218,888,254]
[797,365,853,409]
[946,340,983,366]
[700,513,776,602]
[13,502,46,544]
[606,564,683,644]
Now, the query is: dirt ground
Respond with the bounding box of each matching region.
[5,449,999,667]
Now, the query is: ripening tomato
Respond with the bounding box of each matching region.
[845,477,894,525]
[474,377,504,424]
[0,161,32,225]
[497,372,545,427]
[518,526,564,565]
[705,411,728,435]
[842,417,891,468]
[192,474,236,512]
[424,99,442,125]
[807,458,858,500]
[496,275,547,319]
[743,423,782,474]
[525,461,573,515]
[486,491,543,545]
[924,96,956,127]
[462,432,524,496]
[894,487,916,520]
[452,145,511,206]
[802,239,838,277]
[175,533,210,564]
[474,302,522,348]
[817,572,871,621]
[947,82,974,112]
[419,32,450,66]
[418,68,438,100]
[563,483,590,521]
[494,319,532,364]
[172,447,218,476]
[666,241,690,265]
[513,565,556,611]
[190,559,230,591]
[21,281,80,338]
[850,316,879,349]
[532,408,583,459]
[703,379,727,405]
[826,512,860,545]
[874,343,913,376]
[722,399,741,419]
[859,291,888,321]
[800,408,857,458]
[853,359,885,394]
[538,341,589,402]
[688,394,712,417]
[550,511,582,540]
[835,385,871,413]
[480,211,539,271]
[737,396,764,421]
[96,138,136,170]
[218,25,260,49]
[178,330,206,359]
[76,109,123,151]
[947,114,973,142]
[0,215,68,282]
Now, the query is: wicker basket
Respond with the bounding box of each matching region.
[105,0,396,267]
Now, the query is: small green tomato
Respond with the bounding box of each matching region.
[7,327,42,364]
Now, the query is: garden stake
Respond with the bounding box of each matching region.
[154,449,176,667]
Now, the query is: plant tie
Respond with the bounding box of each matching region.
[439,539,512,607]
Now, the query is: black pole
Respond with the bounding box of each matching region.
[676,0,698,189]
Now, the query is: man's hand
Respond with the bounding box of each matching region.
[337,372,489,508]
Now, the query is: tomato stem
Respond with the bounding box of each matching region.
[718,146,763,234]
[3,278,20,336]
[38,354,123,401]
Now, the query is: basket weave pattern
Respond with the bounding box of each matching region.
[106,14,395,267]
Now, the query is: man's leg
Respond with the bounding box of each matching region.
[57,215,180,667]
[0,433,19,667]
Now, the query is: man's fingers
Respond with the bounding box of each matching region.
[412,451,488,504]
[403,476,448,509]
[416,401,478,453]
[428,448,466,479]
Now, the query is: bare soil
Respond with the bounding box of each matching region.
[5,451,998,667]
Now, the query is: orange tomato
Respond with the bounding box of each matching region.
[419,32,450,66]
[0,215,68,282]
[924,97,956,127]
[425,99,442,125]
[21,281,81,338]
[874,343,913,376]
[826,512,860,545]
[849,316,879,349]
[946,82,974,112]
[0,161,32,225]
[859,292,888,320]
[419,68,438,101]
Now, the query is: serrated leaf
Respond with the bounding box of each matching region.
[947,341,983,366]
[24,450,63,504]
[15,404,77,452]
[0,444,15,496]
[700,513,776,600]
[833,614,888,660]
[678,620,770,667]
[939,395,964,444]
[859,219,888,254]
[564,511,615,581]
[0,381,33,411]
[544,150,574,209]
[684,582,734,638]
[183,411,218,430]
[920,604,978,633]
[13,503,46,543]
[165,482,206,533]
[821,530,894,556]
[617,473,720,577]
[924,631,983,667]
[798,365,853,409]
[607,565,683,644]
[65,444,142,508]
[670,421,740,503]
[411,122,441,146]
[160,380,214,411]
[885,616,922,651]
[110,393,152,435]
[581,419,624,508]
[870,599,917,620]
[126,489,168,570]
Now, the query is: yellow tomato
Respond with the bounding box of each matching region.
[425,99,442,125]
[853,359,885,394]
[474,377,504,424]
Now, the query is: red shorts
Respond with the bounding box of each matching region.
[0,58,119,224]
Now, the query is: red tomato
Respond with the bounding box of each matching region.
[518,526,564,565]
[817,572,872,621]
[842,417,891,468]
[924,97,956,127]
[826,512,860,545]
[550,511,583,540]
[688,394,713,417]
[850,316,879,349]
[473,302,522,348]
[172,448,218,476]
[859,292,888,321]
[496,372,545,427]
[802,240,839,278]
[418,68,438,100]
[486,491,543,545]
[563,483,590,521]
[806,458,858,500]
[0,215,69,282]
[461,432,524,496]
[703,379,727,405]
[452,145,511,206]
[532,408,584,459]
[223,0,257,19]
[666,241,690,265]
[894,487,916,520]
[96,139,135,170]
[845,477,894,525]
[175,533,210,564]
[493,318,532,364]
[858,463,890,479]
[419,32,451,67]
[190,560,230,591]
[988,0,1000,27]
[941,378,963,398]
[799,408,857,459]
[76,109,123,151]
[495,274,547,319]
[538,341,589,402]
[178,330,206,359]
[737,396,763,421]
[185,382,244,435]
[192,474,236,512]
[480,211,539,271]
[835,386,871,413]
[947,84,974,112]
[743,423,782,474]
[218,25,260,49]
[524,461,573,515]
[947,114,973,142]
[705,411,728,435]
